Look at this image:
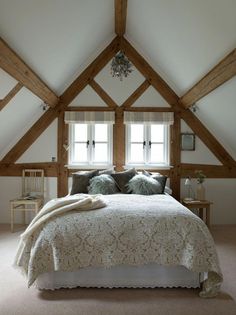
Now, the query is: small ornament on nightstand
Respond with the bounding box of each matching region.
[184,177,195,201]
[195,170,206,201]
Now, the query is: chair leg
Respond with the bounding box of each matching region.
[11,207,14,233]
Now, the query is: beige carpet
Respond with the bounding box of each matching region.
[0,224,236,315]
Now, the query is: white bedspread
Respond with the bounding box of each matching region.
[14,194,222,297]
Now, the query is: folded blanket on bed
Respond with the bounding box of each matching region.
[14,194,106,266]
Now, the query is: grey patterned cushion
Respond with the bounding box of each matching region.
[88,174,119,195]
[142,170,167,194]
[70,170,99,195]
[127,174,162,195]
[111,168,137,193]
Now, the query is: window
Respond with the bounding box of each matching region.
[69,123,113,167]
[126,124,169,166]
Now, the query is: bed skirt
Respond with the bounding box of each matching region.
[36,264,202,290]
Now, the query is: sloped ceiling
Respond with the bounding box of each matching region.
[0,0,236,159]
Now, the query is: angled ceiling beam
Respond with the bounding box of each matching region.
[0,82,23,111]
[121,79,150,108]
[1,37,120,163]
[60,36,120,108]
[180,48,236,108]
[0,37,59,107]
[121,37,236,167]
[121,37,179,106]
[89,79,118,108]
[115,0,128,36]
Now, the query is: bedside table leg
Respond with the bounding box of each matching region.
[206,206,210,228]
[10,206,14,233]
[199,208,204,220]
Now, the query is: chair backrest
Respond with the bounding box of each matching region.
[22,169,44,197]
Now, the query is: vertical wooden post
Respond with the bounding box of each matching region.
[114,107,125,171]
[170,113,181,200]
[57,111,68,197]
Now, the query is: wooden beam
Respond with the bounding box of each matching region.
[121,37,179,106]
[89,79,118,108]
[0,162,57,177]
[124,107,173,112]
[181,163,236,178]
[170,114,181,200]
[0,82,23,111]
[0,37,59,107]
[1,107,59,163]
[57,111,68,197]
[181,110,236,167]
[66,106,115,111]
[1,37,119,163]
[121,80,150,108]
[115,0,128,36]
[60,36,120,108]
[121,37,236,168]
[114,107,125,171]
[180,49,236,108]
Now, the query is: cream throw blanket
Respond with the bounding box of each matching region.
[14,194,106,265]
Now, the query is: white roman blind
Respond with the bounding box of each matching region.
[65,111,115,124]
[124,111,174,125]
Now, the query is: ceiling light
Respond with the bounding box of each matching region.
[110,51,133,81]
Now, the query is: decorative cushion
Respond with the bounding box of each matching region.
[111,168,137,193]
[127,174,162,195]
[88,174,119,195]
[142,170,167,194]
[99,168,115,175]
[70,170,99,195]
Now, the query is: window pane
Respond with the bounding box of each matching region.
[95,124,108,142]
[151,125,164,142]
[73,143,88,162]
[150,144,164,163]
[130,144,144,163]
[74,124,87,142]
[130,124,144,142]
[94,143,108,162]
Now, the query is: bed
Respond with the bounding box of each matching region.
[14,193,222,297]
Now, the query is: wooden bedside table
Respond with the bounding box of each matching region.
[182,200,213,228]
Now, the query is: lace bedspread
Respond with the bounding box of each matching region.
[14,194,222,297]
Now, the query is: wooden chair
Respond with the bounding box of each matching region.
[10,169,44,232]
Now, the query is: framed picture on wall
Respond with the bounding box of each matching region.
[181,133,195,151]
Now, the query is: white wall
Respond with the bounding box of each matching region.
[0,54,236,225]
[0,177,57,224]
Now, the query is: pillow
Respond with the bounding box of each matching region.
[70,170,99,195]
[99,168,115,175]
[127,174,162,195]
[88,174,119,195]
[111,168,137,193]
[142,170,167,194]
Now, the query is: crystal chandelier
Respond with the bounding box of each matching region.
[110,51,133,81]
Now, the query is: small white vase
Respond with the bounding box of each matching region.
[196,183,205,201]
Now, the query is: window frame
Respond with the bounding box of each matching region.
[69,123,113,167]
[125,123,170,167]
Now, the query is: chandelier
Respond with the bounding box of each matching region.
[110,51,133,81]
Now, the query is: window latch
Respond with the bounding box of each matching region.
[143,141,146,149]
[92,140,95,147]
[86,140,90,148]
[149,141,152,148]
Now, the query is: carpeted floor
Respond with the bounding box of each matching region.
[0,224,236,315]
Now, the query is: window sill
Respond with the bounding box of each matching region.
[124,164,173,170]
[66,164,114,170]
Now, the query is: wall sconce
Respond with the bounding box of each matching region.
[63,144,70,151]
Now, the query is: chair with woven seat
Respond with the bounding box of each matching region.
[10,169,44,232]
